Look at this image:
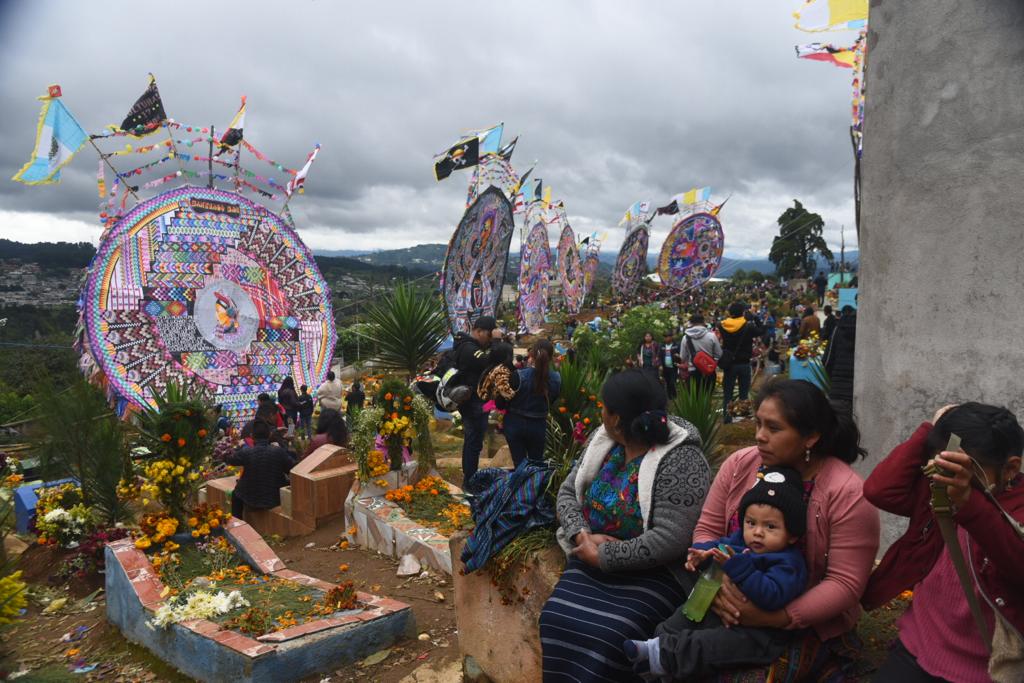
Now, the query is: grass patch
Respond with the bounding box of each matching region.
[149,538,357,636]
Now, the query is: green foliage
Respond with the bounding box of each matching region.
[545,358,604,497]
[363,282,448,377]
[31,379,132,524]
[130,381,216,524]
[570,305,674,376]
[768,200,834,278]
[669,380,723,470]
[0,382,35,425]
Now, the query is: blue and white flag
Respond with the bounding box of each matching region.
[13,97,88,185]
[478,123,503,155]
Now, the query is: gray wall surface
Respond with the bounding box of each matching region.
[856,1,1024,547]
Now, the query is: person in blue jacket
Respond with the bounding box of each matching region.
[624,466,809,680]
[503,339,561,467]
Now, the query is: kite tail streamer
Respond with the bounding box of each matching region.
[97,160,106,199]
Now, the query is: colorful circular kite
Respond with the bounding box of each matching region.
[582,251,600,298]
[612,226,649,298]
[79,186,336,423]
[657,212,724,291]
[557,225,584,315]
[518,207,552,334]
[441,186,515,334]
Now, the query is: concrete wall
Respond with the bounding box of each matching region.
[856,1,1024,546]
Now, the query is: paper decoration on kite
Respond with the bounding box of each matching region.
[440,186,515,334]
[793,0,867,32]
[657,212,724,292]
[795,41,858,67]
[796,31,867,156]
[77,186,336,423]
[466,154,520,208]
[12,94,88,186]
[618,200,651,232]
[518,202,552,334]
[557,225,585,315]
[117,74,167,138]
[613,225,649,299]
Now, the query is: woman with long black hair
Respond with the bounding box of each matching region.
[504,339,560,466]
[540,369,710,681]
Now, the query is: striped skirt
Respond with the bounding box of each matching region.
[540,558,689,682]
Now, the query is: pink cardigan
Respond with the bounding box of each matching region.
[694,446,879,641]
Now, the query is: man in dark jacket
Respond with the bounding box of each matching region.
[821,305,837,344]
[453,315,496,481]
[717,302,764,424]
[823,306,856,406]
[813,271,827,306]
[226,420,299,519]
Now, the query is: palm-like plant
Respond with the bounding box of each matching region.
[669,380,724,471]
[364,283,448,377]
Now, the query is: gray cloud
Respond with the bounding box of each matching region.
[0,0,861,258]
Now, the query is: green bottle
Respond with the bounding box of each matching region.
[682,561,724,622]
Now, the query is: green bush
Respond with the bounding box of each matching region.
[31,379,132,525]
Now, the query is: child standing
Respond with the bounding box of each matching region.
[624,466,809,680]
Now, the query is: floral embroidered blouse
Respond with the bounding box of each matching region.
[581,445,645,540]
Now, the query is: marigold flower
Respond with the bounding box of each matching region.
[177,438,186,447]
[161,433,172,442]
[338,564,349,572]
[558,406,567,413]
[384,393,393,401]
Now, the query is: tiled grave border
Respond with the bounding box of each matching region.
[105,517,413,682]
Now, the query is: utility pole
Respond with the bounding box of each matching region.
[840,224,847,274]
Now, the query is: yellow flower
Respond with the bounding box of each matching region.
[134,537,152,549]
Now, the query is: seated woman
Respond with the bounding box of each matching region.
[692,378,879,680]
[304,408,350,457]
[539,369,711,682]
[863,403,1024,683]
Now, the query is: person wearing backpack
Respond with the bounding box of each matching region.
[680,313,722,395]
[717,302,764,423]
[452,315,496,482]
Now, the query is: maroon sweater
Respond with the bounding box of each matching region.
[862,422,1024,635]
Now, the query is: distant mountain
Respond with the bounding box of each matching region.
[316,242,859,278]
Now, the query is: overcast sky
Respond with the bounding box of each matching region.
[0,0,861,259]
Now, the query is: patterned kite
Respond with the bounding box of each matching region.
[78,186,336,423]
[612,225,649,299]
[557,225,584,315]
[440,186,515,334]
[582,251,600,298]
[517,202,552,334]
[657,212,724,292]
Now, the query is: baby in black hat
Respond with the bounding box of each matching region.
[624,466,809,680]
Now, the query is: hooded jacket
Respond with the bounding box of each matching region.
[679,325,723,372]
[718,316,764,365]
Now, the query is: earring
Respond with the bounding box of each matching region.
[804,447,812,463]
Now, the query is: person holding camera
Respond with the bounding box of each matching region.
[864,403,1024,683]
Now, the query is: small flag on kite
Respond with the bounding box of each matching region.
[498,136,518,162]
[216,96,246,155]
[656,199,679,216]
[619,200,651,228]
[118,74,166,137]
[286,144,320,196]
[12,92,88,185]
[793,0,867,32]
[478,123,503,155]
[434,136,480,181]
[681,186,712,205]
[795,42,858,68]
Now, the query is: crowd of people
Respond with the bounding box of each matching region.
[207,270,1022,682]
